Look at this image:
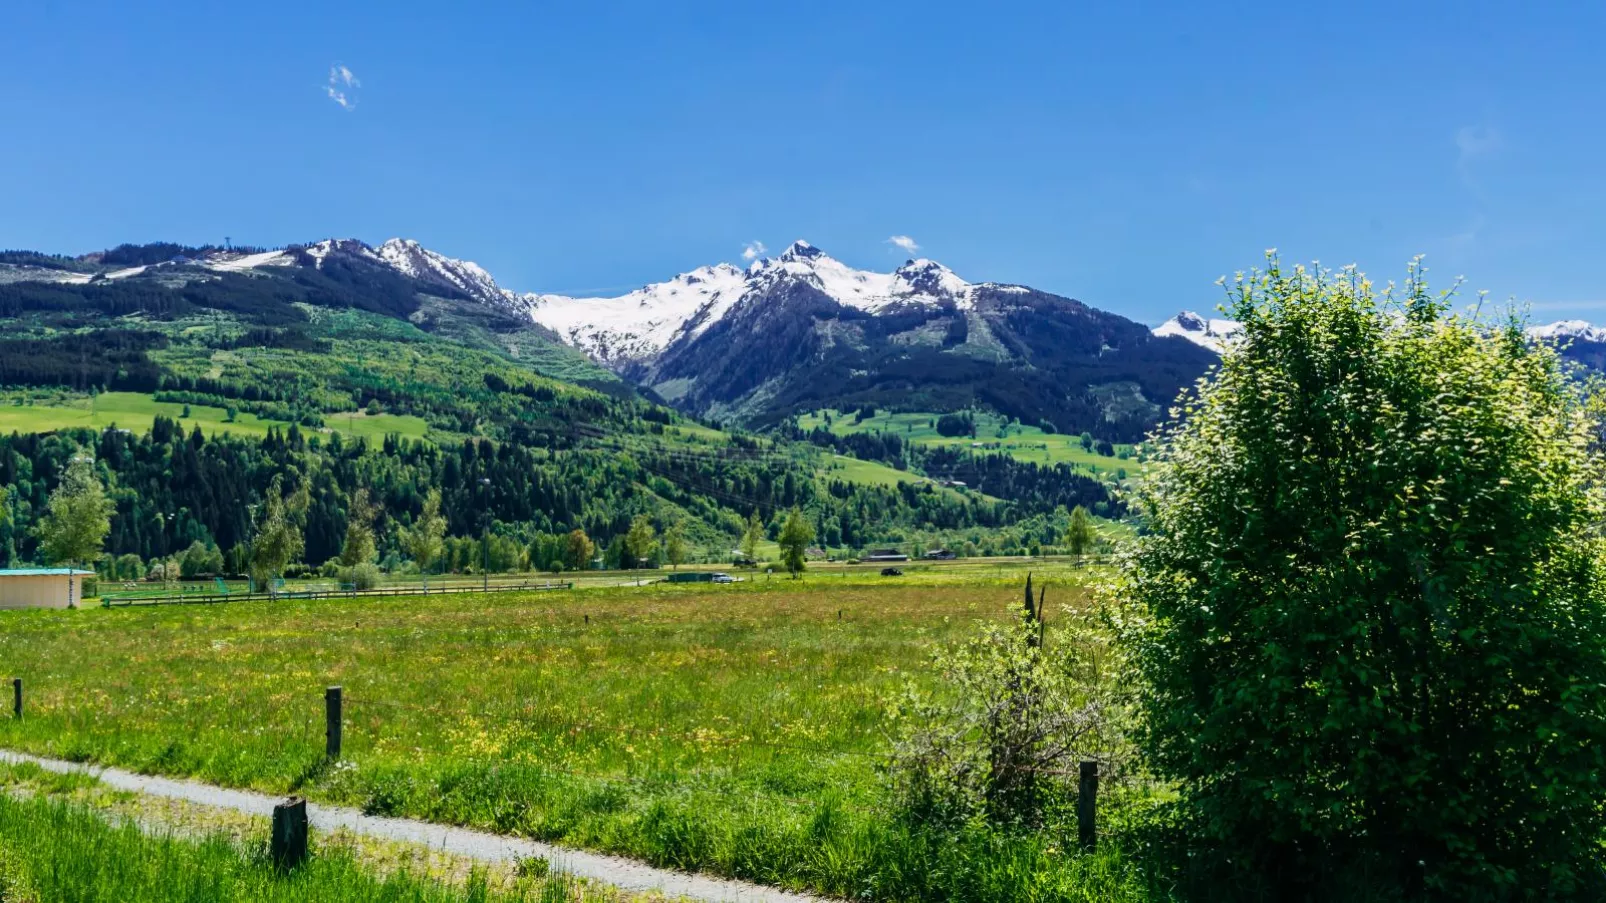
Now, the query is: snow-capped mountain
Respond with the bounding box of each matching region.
[372,238,530,310]
[525,240,1017,367]
[1526,319,1606,344]
[146,238,535,312]
[0,235,1221,437]
[1153,311,1243,353]
[524,263,750,366]
[0,238,531,315]
[1154,312,1606,354]
[518,239,1214,437]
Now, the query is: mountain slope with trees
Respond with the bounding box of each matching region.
[0,239,1124,578]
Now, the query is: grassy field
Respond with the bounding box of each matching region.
[0,772,603,902]
[817,452,985,500]
[0,759,631,901]
[798,408,1149,477]
[0,570,1143,902]
[93,557,1099,602]
[0,391,429,443]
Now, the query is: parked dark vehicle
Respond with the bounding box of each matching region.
[880,567,903,577]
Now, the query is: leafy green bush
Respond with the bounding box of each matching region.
[341,561,381,591]
[1120,259,1606,898]
[888,588,1128,829]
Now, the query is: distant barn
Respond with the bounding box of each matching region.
[0,569,95,610]
[865,549,910,562]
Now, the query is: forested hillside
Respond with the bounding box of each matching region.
[0,241,1121,573]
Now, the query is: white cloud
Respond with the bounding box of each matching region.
[325,64,361,110]
[741,241,767,261]
[887,235,919,254]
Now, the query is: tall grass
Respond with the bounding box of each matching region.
[0,579,1148,901]
[0,791,588,902]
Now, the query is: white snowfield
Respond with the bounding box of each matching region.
[1526,319,1606,343]
[525,263,749,366]
[1152,310,1243,353]
[205,249,295,272]
[527,240,1031,365]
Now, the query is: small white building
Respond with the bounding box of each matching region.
[0,569,95,610]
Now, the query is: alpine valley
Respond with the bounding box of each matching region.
[5,235,1601,568]
[0,236,1164,569]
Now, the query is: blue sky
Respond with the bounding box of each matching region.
[4,2,1604,324]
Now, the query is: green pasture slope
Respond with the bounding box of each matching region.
[0,391,428,443]
[799,408,1150,477]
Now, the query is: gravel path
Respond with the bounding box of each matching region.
[0,749,822,903]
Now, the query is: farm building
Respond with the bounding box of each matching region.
[865,549,910,562]
[0,569,95,610]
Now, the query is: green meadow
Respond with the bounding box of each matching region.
[798,408,1149,477]
[0,765,614,902]
[0,391,430,442]
[0,572,1144,903]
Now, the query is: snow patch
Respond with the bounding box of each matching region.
[528,240,977,365]
[1526,319,1606,343]
[205,249,293,272]
[527,264,749,365]
[1154,310,1242,353]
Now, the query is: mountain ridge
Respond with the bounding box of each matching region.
[1152,309,1606,352]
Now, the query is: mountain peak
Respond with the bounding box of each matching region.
[779,239,823,261]
[1528,319,1606,343]
[1153,310,1241,353]
[893,258,968,300]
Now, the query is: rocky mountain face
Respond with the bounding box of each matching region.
[527,240,1219,440]
[0,236,1223,440]
[1152,310,1242,353]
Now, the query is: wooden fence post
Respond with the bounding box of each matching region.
[10,678,19,719]
[1078,759,1099,851]
[270,797,309,870]
[325,686,342,760]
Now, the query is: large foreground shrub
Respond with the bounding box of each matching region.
[1119,260,1606,898]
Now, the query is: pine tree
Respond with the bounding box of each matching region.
[0,484,14,568]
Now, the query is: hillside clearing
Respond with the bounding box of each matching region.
[0,391,429,442]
